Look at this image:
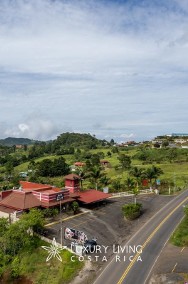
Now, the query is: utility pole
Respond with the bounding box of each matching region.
[173,172,176,194]
[56,193,64,247]
[60,199,63,247]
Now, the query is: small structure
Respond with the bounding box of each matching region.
[100,160,110,168]
[64,174,81,193]
[74,162,85,167]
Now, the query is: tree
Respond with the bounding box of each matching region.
[110,139,115,145]
[129,167,144,186]
[71,201,79,215]
[37,157,70,177]
[111,179,122,192]
[0,218,9,237]
[52,157,70,176]
[118,154,131,170]
[100,175,111,188]
[20,208,44,232]
[76,167,88,189]
[122,203,142,220]
[107,151,112,157]
[5,161,14,177]
[124,177,135,191]
[88,166,104,190]
[167,148,178,163]
[162,140,169,148]
[145,165,163,186]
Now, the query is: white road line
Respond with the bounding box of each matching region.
[93,191,188,284]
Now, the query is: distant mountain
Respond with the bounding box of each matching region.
[0,137,41,146]
[0,133,108,148]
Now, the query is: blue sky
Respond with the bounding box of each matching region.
[0,0,188,142]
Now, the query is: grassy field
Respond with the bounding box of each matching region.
[1,147,188,190]
[170,210,188,247]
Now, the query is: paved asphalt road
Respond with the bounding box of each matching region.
[93,190,188,284]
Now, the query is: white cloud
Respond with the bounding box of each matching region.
[4,116,60,140]
[0,0,188,141]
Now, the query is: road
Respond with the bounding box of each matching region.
[93,190,188,284]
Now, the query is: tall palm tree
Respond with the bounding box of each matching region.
[88,165,104,190]
[145,165,163,186]
[129,167,144,186]
[124,176,135,191]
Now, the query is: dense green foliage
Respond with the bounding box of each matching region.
[54,132,108,149]
[36,157,70,177]
[122,203,142,220]
[0,132,188,192]
[0,209,83,283]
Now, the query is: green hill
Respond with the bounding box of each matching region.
[0,137,41,146]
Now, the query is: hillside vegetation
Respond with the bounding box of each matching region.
[0,132,188,193]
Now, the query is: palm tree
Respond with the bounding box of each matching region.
[145,165,163,187]
[124,176,135,191]
[76,167,88,190]
[100,175,111,188]
[129,167,144,186]
[111,179,122,192]
[88,165,104,190]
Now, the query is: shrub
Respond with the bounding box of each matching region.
[122,203,142,220]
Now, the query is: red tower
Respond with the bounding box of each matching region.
[64,174,81,193]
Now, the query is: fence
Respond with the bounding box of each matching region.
[109,189,152,198]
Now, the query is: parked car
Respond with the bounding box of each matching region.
[83,239,97,253]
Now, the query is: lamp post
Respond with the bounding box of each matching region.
[56,193,64,247]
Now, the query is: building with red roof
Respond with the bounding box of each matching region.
[0,175,111,219]
[74,162,86,167]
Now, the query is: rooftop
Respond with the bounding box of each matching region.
[0,190,41,210]
[77,190,111,204]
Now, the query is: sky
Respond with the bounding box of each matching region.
[0,0,188,142]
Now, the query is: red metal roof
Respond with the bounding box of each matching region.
[77,190,111,204]
[74,162,85,167]
[64,174,81,180]
[0,205,16,214]
[0,191,41,210]
[20,181,52,191]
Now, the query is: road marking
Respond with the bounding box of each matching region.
[70,221,88,228]
[93,191,188,284]
[45,212,89,227]
[144,215,185,284]
[117,196,188,284]
[181,247,185,252]
[172,262,178,272]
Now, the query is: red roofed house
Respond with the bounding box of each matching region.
[74,162,86,167]
[0,175,112,221]
[100,160,110,168]
[0,181,74,221]
[63,174,111,204]
[20,181,73,208]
